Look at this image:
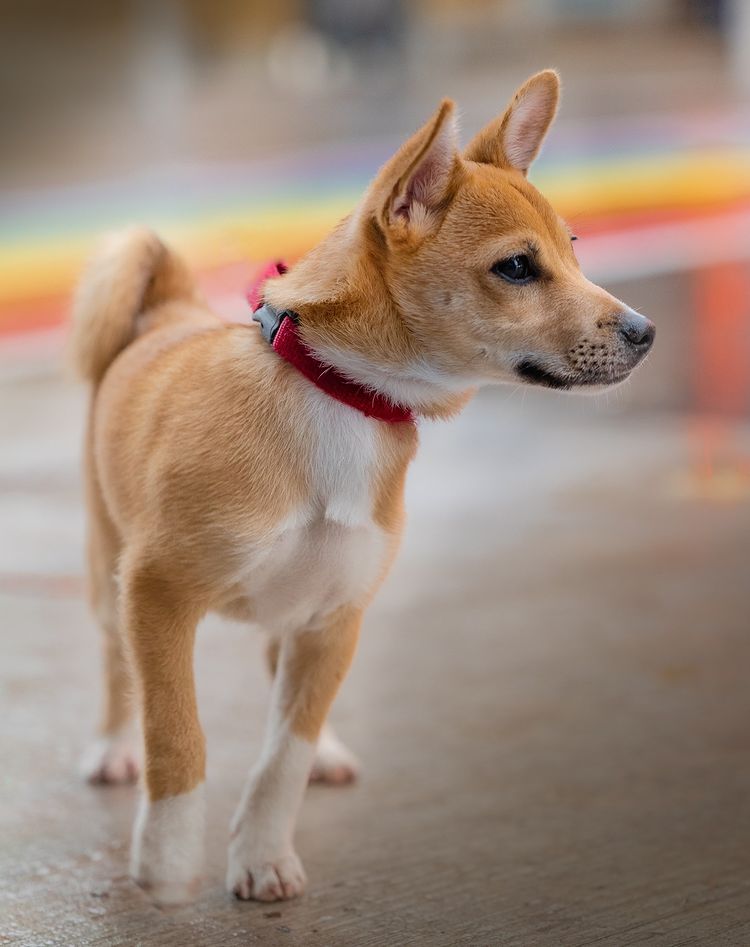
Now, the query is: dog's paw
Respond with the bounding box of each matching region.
[227,842,307,902]
[309,726,359,785]
[130,785,205,906]
[80,731,141,785]
[135,873,203,907]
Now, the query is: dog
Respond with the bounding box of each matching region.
[69,70,654,905]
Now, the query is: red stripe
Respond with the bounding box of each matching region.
[692,262,750,416]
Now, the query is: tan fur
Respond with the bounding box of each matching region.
[120,554,207,801]
[280,606,362,741]
[69,227,202,383]
[84,403,131,735]
[72,71,653,903]
[372,422,416,533]
[266,623,361,739]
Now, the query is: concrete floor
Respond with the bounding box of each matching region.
[2,363,750,946]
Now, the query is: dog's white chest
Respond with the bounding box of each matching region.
[241,518,385,633]
[232,390,388,634]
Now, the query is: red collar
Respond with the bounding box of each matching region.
[246,262,415,425]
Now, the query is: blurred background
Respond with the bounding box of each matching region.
[2,2,750,945]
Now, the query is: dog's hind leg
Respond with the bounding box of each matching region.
[265,637,360,786]
[123,553,207,905]
[80,412,140,785]
[229,607,362,901]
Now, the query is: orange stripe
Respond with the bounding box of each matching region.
[692,262,750,416]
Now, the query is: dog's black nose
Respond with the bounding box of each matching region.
[618,310,655,350]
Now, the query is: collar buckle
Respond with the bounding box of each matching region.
[252,302,289,345]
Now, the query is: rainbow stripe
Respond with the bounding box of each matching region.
[1,109,748,337]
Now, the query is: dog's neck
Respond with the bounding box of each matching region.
[263,214,474,421]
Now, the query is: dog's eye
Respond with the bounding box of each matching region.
[491,254,535,284]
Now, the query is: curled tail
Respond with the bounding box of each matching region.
[68,227,198,384]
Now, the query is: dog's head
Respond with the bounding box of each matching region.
[271,71,654,407]
[371,70,653,390]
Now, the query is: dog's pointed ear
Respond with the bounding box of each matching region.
[465,70,559,175]
[373,99,460,240]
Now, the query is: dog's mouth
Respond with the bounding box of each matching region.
[515,359,573,390]
[514,357,631,391]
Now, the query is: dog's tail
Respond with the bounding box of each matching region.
[68,227,197,384]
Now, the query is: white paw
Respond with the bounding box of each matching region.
[81,730,141,785]
[130,784,205,905]
[309,726,360,785]
[227,840,307,902]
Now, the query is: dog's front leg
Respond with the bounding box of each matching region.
[227,605,362,901]
[122,557,207,905]
[266,638,361,785]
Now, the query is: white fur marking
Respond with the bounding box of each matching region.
[312,343,478,411]
[228,518,386,636]
[302,384,377,527]
[227,726,313,901]
[130,782,206,905]
[222,385,387,635]
[310,722,360,784]
[80,725,141,785]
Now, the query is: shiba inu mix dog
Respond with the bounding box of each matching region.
[70,70,654,905]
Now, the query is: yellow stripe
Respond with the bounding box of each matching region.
[538,151,750,217]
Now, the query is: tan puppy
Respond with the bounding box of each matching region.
[70,71,654,905]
